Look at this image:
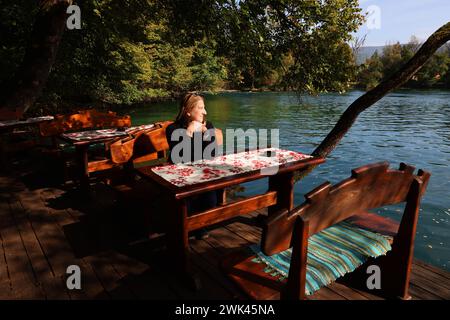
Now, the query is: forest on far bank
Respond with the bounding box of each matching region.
[356,37,450,91]
[1,1,449,114]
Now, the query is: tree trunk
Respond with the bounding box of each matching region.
[0,0,72,120]
[298,22,450,179]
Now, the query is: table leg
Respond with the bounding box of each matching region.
[216,188,227,205]
[166,197,201,290]
[267,171,295,218]
[75,144,90,195]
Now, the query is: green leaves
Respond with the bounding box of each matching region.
[357,38,450,90]
[2,0,366,106]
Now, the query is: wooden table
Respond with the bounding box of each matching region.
[136,148,325,289]
[59,124,156,192]
[0,116,54,133]
[0,116,54,167]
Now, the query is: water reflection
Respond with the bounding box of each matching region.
[127,90,450,271]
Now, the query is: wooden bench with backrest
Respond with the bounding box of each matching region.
[87,121,173,175]
[39,109,131,139]
[38,108,130,153]
[221,162,430,300]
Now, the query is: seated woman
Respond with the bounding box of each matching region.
[165,92,219,239]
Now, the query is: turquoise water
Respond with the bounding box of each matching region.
[128,90,450,271]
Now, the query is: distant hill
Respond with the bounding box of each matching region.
[355,46,384,64]
[355,44,448,65]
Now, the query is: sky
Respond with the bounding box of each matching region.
[355,0,450,46]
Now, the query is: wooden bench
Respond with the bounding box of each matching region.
[87,121,173,176]
[39,109,131,139]
[221,162,431,300]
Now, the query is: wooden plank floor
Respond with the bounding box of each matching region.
[1,162,450,300]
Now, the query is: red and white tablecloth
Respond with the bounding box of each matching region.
[0,116,54,128]
[151,148,312,187]
[61,124,155,142]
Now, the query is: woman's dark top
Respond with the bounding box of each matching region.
[165,120,217,164]
[165,120,219,215]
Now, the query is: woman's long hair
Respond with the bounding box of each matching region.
[175,92,205,128]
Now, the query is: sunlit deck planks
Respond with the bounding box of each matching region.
[0,171,449,300]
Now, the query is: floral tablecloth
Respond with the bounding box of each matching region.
[0,116,54,128]
[61,123,155,142]
[151,147,312,187]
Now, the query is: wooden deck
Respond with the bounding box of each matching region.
[1,161,450,300]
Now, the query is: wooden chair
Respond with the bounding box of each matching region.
[221,162,431,300]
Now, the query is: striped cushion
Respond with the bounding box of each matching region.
[250,221,392,296]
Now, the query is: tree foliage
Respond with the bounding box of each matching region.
[357,37,450,90]
[1,0,364,109]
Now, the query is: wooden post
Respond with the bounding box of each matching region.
[380,178,423,299]
[75,144,90,195]
[166,196,201,290]
[283,217,309,300]
[216,188,227,206]
[268,171,294,217]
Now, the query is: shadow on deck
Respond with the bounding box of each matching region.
[1,158,449,300]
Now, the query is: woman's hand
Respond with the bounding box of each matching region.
[201,122,208,133]
[186,121,204,137]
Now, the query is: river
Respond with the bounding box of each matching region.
[127,90,450,271]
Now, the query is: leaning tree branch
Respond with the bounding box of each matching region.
[297,22,450,179]
[0,0,72,120]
